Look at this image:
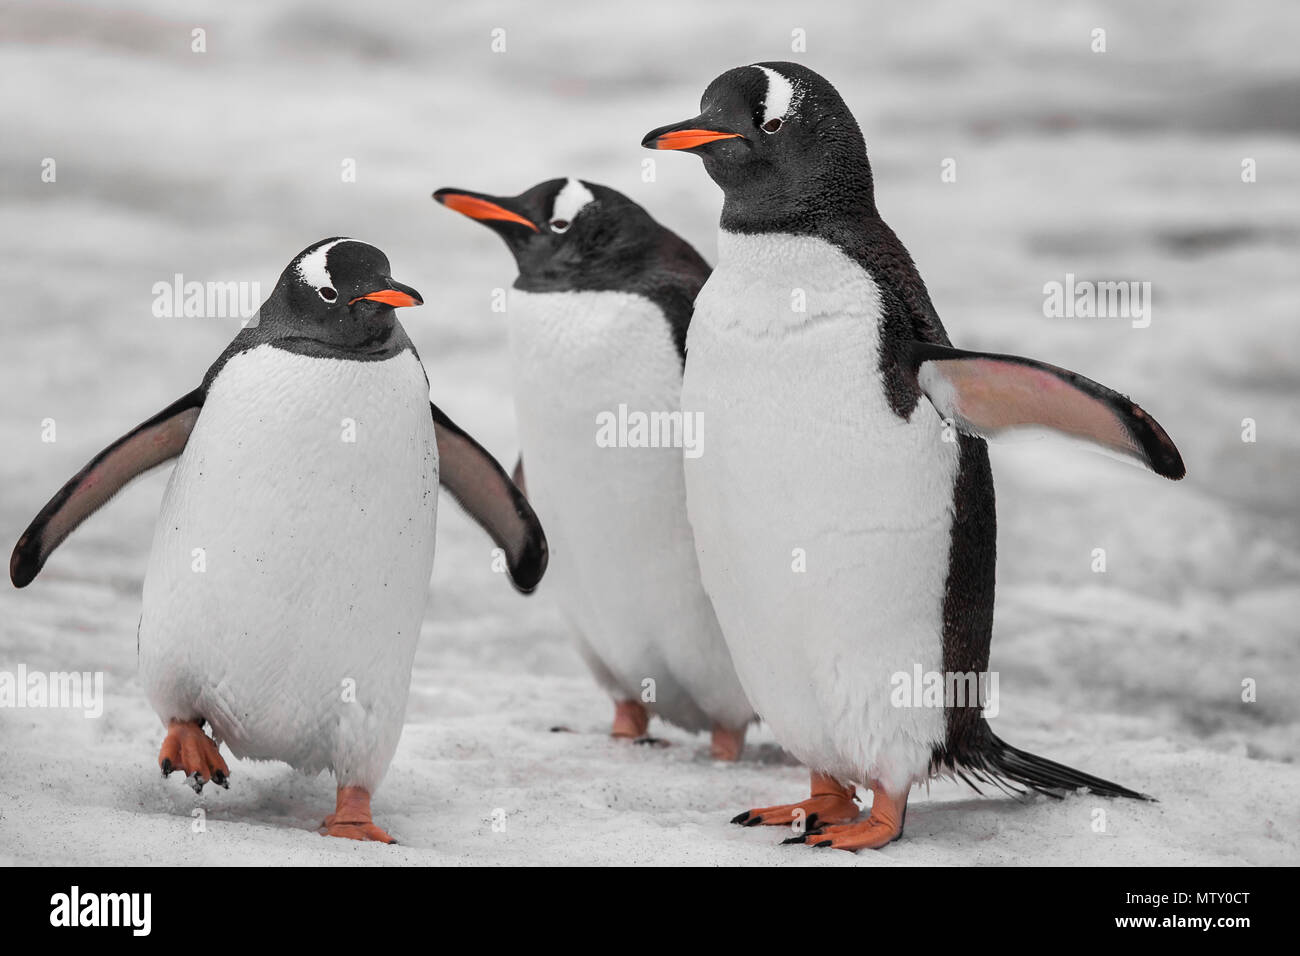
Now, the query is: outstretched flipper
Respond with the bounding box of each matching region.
[11,389,205,587]
[909,342,1185,480]
[430,402,548,593]
[511,456,527,498]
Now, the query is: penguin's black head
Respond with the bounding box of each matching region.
[269,237,422,347]
[642,62,875,231]
[433,179,667,290]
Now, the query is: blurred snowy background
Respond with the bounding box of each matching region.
[1,0,1297,865]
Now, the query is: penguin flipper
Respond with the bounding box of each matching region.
[430,402,548,593]
[511,456,527,499]
[908,342,1185,480]
[10,388,205,588]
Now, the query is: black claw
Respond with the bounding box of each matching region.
[784,823,824,843]
[744,815,764,827]
[805,813,819,829]
[161,758,173,776]
[813,839,833,848]
[730,811,751,825]
[212,770,229,789]
[633,736,665,747]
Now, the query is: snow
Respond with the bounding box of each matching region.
[1,0,1298,865]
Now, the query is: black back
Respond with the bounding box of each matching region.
[656,62,999,759]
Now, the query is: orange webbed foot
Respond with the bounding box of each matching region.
[732,771,859,828]
[710,724,746,761]
[793,786,908,851]
[322,819,396,843]
[158,718,230,793]
[611,699,650,739]
[320,786,395,844]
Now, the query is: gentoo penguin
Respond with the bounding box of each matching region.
[643,64,1185,849]
[11,238,547,842]
[432,179,755,758]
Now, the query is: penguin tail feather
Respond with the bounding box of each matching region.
[936,721,1155,802]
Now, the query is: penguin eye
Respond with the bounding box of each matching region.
[549,219,570,233]
[318,287,338,302]
[762,117,783,133]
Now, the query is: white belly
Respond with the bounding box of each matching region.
[508,288,752,732]
[683,232,960,791]
[138,344,438,790]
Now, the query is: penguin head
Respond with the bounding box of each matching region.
[268,238,423,346]
[433,179,663,287]
[642,62,875,230]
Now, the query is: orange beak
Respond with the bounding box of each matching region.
[348,288,422,308]
[435,192,539,231]
[645,128,743,150]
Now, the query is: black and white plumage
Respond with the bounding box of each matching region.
[11,238,546,839]
[434,180,755,754]
[644,63,1183,847]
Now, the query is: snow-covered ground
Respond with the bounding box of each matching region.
[1,0,1297,865]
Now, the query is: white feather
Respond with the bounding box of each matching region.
[507,287,753,732]
[294,238,356,290]
[684,230,958,794]
[138,344,438,792]
[753,65,801,125]
[550,179,596,224]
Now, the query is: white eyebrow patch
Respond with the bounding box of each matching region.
[550,178,595,223]
[295,238,356,288]
[752,65,802,124]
